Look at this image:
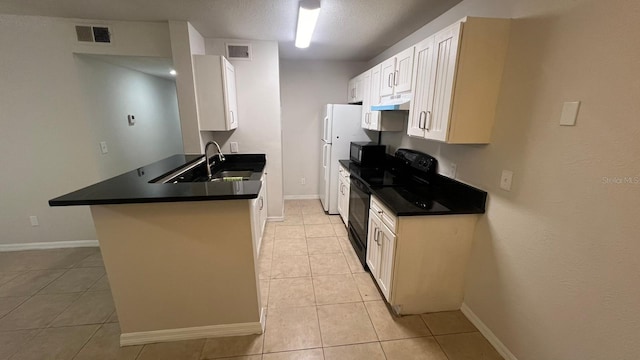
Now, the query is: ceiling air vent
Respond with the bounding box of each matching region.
[75,25,112,44]
[226,44,252,60]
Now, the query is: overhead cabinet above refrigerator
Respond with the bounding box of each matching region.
[193,55,239,131]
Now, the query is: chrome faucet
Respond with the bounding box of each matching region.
[204,141,226,179]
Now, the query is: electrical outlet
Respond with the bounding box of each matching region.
[29,216,39,226]
[99,141,108,154]
[301,177,306,185]
[230,142,239,153]
[450,163,457,178]
[500,170,514,191]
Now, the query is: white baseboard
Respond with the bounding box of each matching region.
[0,240,99,252]
[461,303,518,360]
[267,216,284,222]
[283,195,320,200]
[120,318,265,346]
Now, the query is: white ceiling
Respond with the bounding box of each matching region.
[0,0,461,61]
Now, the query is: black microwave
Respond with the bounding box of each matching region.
[350,142,386,167]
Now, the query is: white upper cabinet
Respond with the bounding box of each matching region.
[408,17,511,144]
[361,64,404,132]
[360,70,372,128]
[368,65,382,129]
[347,74,365,104]
[380,47,415,97]
[193,55,239,131]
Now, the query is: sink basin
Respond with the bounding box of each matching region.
[149,158,255,184]
[213,170,253,178]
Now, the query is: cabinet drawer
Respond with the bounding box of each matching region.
[371,196,397,233]
[338,164,351,181]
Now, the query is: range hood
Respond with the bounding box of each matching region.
[371,94,411,111]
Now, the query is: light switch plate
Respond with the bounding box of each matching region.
[230,142,239,153]
[500,170,513,191]
[99,141,108,154]
[560,101,580,126]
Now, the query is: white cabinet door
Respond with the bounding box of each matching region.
[348,74,365,103]
[222,57,239,130]
[379,57,396,97]
[360,70,372,128]
[408,36,436,138]
[337,176,346,224]
[377,222,396,302]
[366,210,382,279]
[347,78,356,103]
[369,65,382,130]
[259,174,268,236]
[394,47,415,94]
[343,178,350,225]
[194,55,239,131]
[427,22,462,142]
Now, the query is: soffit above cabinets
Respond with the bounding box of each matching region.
[0,0,462,60]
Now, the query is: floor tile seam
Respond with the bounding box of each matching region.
[0,295,31,322]
[27,267,71,296]
[260,345,323,356]
[83,270,108,293]
[362,299,383,342]
[45,288,92,329]
[4,327,44,360]
[69,323,102,360]
[194,336,207,360]
[428,334,449,359]
[379,336,444,359]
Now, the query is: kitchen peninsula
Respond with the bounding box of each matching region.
[49,154,268,346]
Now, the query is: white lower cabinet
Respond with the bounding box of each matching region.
[366,195,480,314]
[366,208,396,302]
[337,164,350,226]
[250,174,268,257]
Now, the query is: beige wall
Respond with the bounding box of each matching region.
[168,21,206,154]
[74,55,183,179]
[374,0,640,358]
[203,39,284,219]
[91,201,260,334]
[280,60,367,198]
[0,15,172,245]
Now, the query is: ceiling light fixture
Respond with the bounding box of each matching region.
[295,0,321,49]
[169,69,177,76]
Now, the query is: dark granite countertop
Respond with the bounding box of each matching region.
[339,159,486,217]
[49,154,266,206]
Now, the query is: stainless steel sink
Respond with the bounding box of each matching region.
[150,158,254,184]
[213,170,253,178]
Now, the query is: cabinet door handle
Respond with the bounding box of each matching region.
[230,110,235,124]
[388,73,393,88]
[418,111,426,129]
[377,209,383,215]
[426,111,432,131]
[394,70,399,86]
[373,227,379,245]
[376,227,382,246]
[259,197,264,210]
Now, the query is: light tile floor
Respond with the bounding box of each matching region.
[0,199,502,359]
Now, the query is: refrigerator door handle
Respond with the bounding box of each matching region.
[322,144,328,168]
[323,116,330,142]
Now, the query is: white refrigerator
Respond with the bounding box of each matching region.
[320,104,373,214]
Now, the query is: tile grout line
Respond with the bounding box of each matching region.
[69,323,102,360]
